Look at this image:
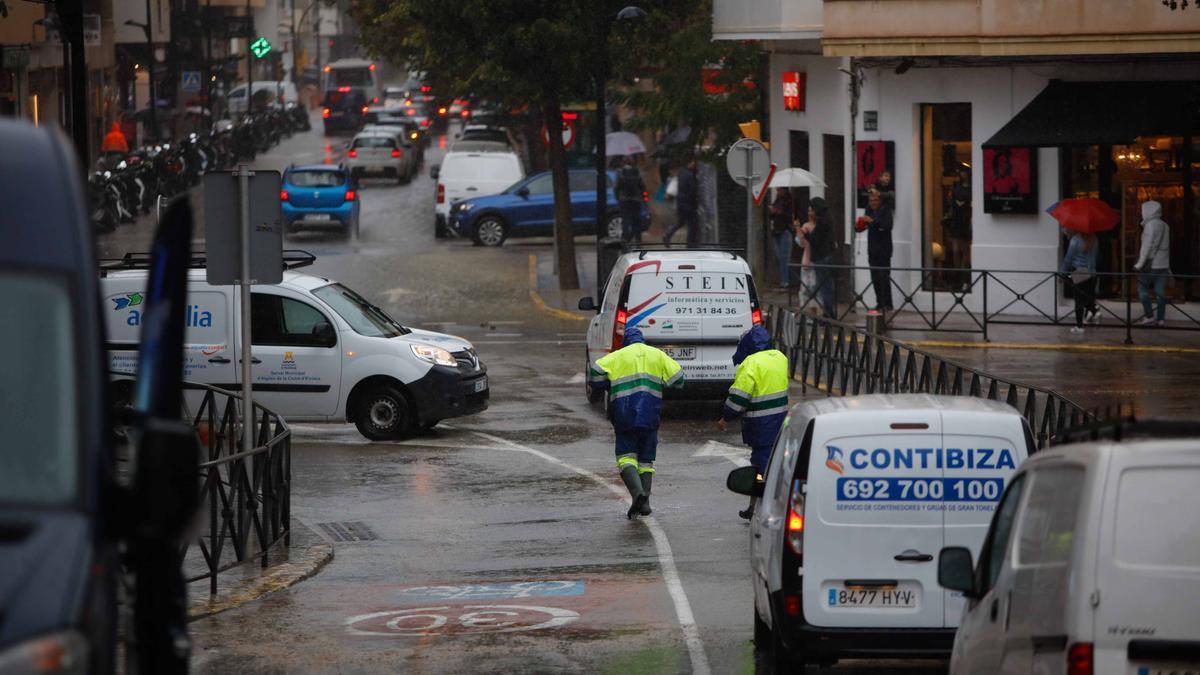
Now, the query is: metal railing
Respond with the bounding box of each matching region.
[766,304,1109,449]
[787,263,1200,343]
[185,383,292,596]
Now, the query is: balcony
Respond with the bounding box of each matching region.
[712,0,822,41]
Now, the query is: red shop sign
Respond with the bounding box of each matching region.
[782,71,805,112]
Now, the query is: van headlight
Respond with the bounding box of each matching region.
[411,344,457,367]
[0,630,88,674]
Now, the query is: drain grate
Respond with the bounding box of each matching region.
[317,521,378,542]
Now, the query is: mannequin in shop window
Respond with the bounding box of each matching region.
[942,164,972,292]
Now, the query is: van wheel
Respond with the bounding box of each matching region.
[585,352,603,404]
[770,611,806,672]
[473,216,507,246]
[605,213,624,239]
[354,386,414,441]
[753,608,770,648]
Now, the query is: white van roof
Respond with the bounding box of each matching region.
[618,250,750,274]
[102,268,334,293]
[795,394,1021,418]
[1022,437,1195,468]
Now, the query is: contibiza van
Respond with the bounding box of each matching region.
[579,250,762,400]
[728,394,1035,670]
[100,254,488,440]
[939,438,1200,675]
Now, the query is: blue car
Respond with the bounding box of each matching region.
[448,169,649,246]
[281,164,360,238]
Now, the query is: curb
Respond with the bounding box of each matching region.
[187,521,334,622]
[528,254,588,322]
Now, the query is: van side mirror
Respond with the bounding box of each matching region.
[938,547,978,597]
[726,465,764,497]
[429,164,440,180]
[312,320,336,345]
[516,187,530,199]
[578,296,597,312]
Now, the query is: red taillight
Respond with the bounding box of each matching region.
[421,119,431,128]
[373,96,379,104]
[336,86,350,92]
[420,85,431,93]
[324,65,332,73]
[643,190,649,203]
[368,63,376,71]
[788,509,804,532]
[786,479,805,559]
[436,183,445,204]
[1067,643,1093,675]
[461,109,470,118]
[612,308,628,352]
[751,308,763,325]
[784,594,801,617]
[391,149,401,158]
[345,190,356,202]
[279,190,289,202]
[347,149,357,158]
[322,108,330,119]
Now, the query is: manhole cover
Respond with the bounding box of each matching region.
[317,521,378,542]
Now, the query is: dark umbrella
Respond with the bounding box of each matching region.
[1047,198,1120,234]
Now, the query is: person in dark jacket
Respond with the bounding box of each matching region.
[805,197,836,318]
[864,189,894,311]
[719,325,789,519]
[769,188,795,290]
[614,158,646,242]
[589,327,685,518]
[664,158,699,247]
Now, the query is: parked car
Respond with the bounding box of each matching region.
[432,149,524,238]
[321,87,369,135]
[939,435,1200,675]
[281,164,359,237]
[102,255,489,441]
[578,249,760,398]
[727,395,1034,670]
[448,169,646,247]
[346,130,415,184]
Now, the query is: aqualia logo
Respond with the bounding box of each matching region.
[825,446,845,475]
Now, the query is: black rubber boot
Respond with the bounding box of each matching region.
[639,472,653,516]
[738,496,755,520]
[620,465,647,519]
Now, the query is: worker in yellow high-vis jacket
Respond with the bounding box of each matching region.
[589,326,685,519]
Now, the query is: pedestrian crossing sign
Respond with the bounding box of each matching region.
[181,70,201,93]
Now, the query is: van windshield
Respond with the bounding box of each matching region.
[0,272,77,505]
[313,283,409,338]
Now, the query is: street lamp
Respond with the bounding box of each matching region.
[594,5,647,300]
[125,3,158,141]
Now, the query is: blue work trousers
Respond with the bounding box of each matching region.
[615,428,658,464]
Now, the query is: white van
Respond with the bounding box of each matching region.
[324,59,381,105]
[100,254,488,440]
[728,395,1034,669]
[939,437,1200,675]
[432,150,524,236]
[578,250,762,401]
[227,81,299,115]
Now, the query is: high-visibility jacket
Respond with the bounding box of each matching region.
[590,335,684,432]
[101,123,129,153]
[723,327,789,448]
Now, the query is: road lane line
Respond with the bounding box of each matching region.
[527,254,588,322]
[460,427,712,675]
[693,440,750,467]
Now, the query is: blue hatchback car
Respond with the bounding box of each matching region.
[448,169,649,246]
[281,164,360,238]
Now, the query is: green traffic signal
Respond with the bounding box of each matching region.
[250,37,272,59]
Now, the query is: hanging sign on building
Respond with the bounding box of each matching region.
[782,72,805,112]
[983,147,1038,214]
[856,141,895,208]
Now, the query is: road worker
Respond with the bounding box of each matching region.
[589,326,684,519]
[718,325,790,519]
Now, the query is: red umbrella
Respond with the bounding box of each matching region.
[1048,198,1120,234]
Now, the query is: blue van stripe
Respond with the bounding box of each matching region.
[630,303,667,327]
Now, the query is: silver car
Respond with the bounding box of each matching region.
[346,130,415,184]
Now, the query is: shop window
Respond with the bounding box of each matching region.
[920,103,972,291]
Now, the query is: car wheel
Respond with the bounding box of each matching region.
[585,351,603,404]
[473,216,507,247]
[753,608,770,648]
[435,220,449,239]
[605,213,624,239]
[354,386,413,441]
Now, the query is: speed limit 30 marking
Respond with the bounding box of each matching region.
[346,604,579,637]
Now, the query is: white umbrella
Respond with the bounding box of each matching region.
[605,131,647,156]
[771,167,827,188]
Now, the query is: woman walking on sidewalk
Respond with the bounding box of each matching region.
[1060,229,1099,335]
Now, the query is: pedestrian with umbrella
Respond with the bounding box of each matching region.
[1050,198,1119,334]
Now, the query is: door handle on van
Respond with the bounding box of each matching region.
[893,551,934,563]
[240,357,262,365]
[208,356,231,364]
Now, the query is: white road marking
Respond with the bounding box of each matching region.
[485,332,523,338]
[693,440,751,467]
[460,428,712,675]
[566,373,586,384]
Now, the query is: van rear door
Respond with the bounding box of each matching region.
[803,411,945,628]
[940,410,1027,627]
[1093,447,1200,674]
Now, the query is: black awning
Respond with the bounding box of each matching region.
[984,80,1200,148]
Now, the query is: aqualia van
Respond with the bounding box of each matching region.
[727,394,1035,669]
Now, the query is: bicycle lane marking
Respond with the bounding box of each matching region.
[459,427,712,675]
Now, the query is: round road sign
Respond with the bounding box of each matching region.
[725,138,770,188]
[541,119,576,150]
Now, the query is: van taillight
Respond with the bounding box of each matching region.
[347,149,358,158]
[751,308,763,325]
[1067,643,1092,675]
[391,149,402,158]
[322,108,330,119]
[436,184,445,204]
[786,479,805,560]
[613,308,628,352]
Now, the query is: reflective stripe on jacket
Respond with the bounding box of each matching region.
[723,348,789,448]
[590,342,684,431]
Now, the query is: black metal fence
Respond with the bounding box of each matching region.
[788,263,1200,343]
[766,304,1108,449]
[185,384,291,596]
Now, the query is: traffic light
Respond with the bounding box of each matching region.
[738,120,761,141]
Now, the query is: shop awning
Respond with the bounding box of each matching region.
[984,80,1200,148]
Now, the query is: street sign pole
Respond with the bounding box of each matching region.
[727,138,772,281]
[236,164,255,457]
[744,145,758,281]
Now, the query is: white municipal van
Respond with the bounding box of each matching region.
[939,437,1200,675]
[578,250,762,401]
[100,254,488,440]
[431,150,524,235]
[727,394,1035,670]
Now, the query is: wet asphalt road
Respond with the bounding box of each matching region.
[99,117,946,674]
